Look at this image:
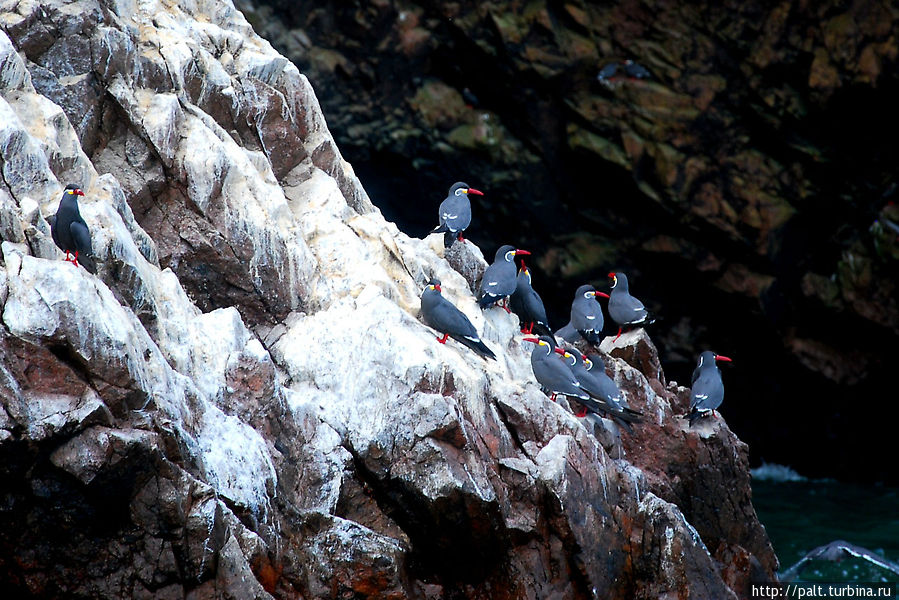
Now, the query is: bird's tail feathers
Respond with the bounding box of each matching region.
[454,334,497,360]
[684,408,709,426]
[78,253,98,275]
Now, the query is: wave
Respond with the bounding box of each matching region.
[751,462,807,482]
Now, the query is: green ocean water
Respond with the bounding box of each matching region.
[751,465,899,584]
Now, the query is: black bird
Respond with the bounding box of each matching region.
[607,272,650,340]
[597,59,652,87]
[685,351,732,426]
[522,336,590,403]
[420,279,496,360]
[509,260,551,335]
[430,182,483,248]
[556,350,643,429]
[478,245,530,311]
[555,285,609,344]
[48,184,96,274]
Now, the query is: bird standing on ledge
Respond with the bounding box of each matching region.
[522,335,590,404]
[420,278,496,360]
[555,285,609,344]
[685,351,732,426]
[48,184,96,274]
[478,245,530,311]
[509,260,552,336]
[430,181,483,248]
[607,272,651,340]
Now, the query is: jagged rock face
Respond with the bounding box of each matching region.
[1,1,774,599]
[236,0,899,482]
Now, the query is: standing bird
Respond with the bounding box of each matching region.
[607,272,651,341]
[555,350,643,429]
[48,184,96,274]
[478,245,530,311]
[522,336,590,403]
[430,181,484,248]
[509,260,551,335]
[555,285,610,344]
[420,279,496,360]
[685,351,732,426]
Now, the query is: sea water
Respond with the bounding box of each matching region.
[751,463,899,583]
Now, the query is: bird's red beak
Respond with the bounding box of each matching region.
[553,347,566,355]
[715,355,733,363]
[466,188,484,196]
[435,284,442,292]
[75,189,85,196]
[608,272,616,278]
[581,354,588,360]
[515,249,531,256]
[595,291,610,299]
[522,336,539,343]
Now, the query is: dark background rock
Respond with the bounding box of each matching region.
[235,0,899,482]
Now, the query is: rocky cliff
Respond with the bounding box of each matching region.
[1,1,775,598]
[235,0,899,482]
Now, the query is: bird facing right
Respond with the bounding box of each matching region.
[48,183,96,274]
[430,182,483,248]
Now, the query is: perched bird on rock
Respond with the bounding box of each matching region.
[685,351,732,426]
[48,184,96,274]
[478,245,530,311]
[430,181,483,248]
[509,260,551,336]
[555,350,643,429]
[555,285,609,344]
[523,336,589,403]
[607,272,651,340]
[597,59,652,87]
[421,278,496,360]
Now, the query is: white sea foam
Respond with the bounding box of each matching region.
[751,462,807,482]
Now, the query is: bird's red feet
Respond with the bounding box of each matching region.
[458,234,466,243]
[613,327,622,342]
[575,406,588,418]
[550,393,557,402]
[437,333,449,344]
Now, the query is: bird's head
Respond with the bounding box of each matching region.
[552,347,576,365]
[581,354,593,369]
[576,284,606,299]
[64,184,85,196]
[426,278,442,293]
[523,335,555,353]
[608,272,618,288]
[499,245,530,262]
[698,350,732,367]
[450,181,484,197]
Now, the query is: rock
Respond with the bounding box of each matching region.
[237,0,899,482]
[0,1,775,598]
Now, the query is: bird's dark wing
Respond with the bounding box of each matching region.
[533,356,588,399]
[437,195,470,233]
[429,296,479,338]
[554,322,580,343]
[70,220,92,255]
[690,371,723,411]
